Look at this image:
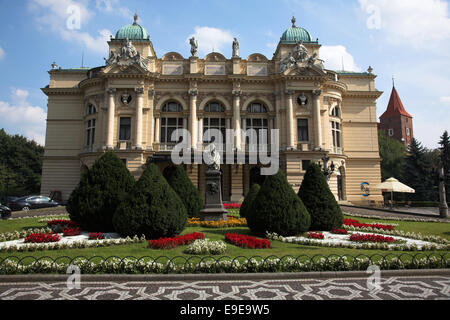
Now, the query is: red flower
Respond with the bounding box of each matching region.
[24,232,60,243]
[331,228,348,235]
[147,232,205,249]
[307,232,325,240]
[88,232,105,240]
[349,233,395,243]
[344,218,394,231]
[224,233,271,249]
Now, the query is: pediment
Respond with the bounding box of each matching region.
[161,52,184,61]
[205,52,227,62]
[102,63,148,75]
[284,63,327,77]
[247,53,268,62]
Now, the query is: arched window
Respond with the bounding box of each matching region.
[160,101,184,144]
[203,101,226,145]
[245,102,269,150]
[331,106,340,118]
[162,101,183,113]
[86,104,97,115]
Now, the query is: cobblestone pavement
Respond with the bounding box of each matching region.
[0,275,448,300]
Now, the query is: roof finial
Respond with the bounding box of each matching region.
[291,16,296,28]
[392,75,395,88]
[133,12,138,25]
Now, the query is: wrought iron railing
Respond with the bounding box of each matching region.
[0,253,448,275]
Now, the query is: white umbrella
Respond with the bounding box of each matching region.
[373,177,415,208]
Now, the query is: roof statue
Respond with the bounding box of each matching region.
[190,37,198,57]
[104,37,149,71]
[232,38,240,58]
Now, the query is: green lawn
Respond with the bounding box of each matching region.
[0,212,449,261]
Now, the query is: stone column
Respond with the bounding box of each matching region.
[198,117,203,149]
[134,87,144,149]
[154,117,160,145]
[106,88,116,149]
[285,89,295,150]
[312,89,323,150]
[148,90,155,149]
[232,90,242,150]
[189,89,198,149]
[241,118,247,150]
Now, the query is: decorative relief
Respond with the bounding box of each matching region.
[205,64,226,75]
[105,38,149,72]
[162,64,183,75]
[247,64,268,76]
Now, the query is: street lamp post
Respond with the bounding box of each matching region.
[319,153,335,182]
[439,165,448,218]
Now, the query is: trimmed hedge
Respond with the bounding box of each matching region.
[112,163,187,239]
[67,152,135,232]
[164,165,203,218]
[247,169,311,237]
[298,162,344,231]
[239,183,260,219]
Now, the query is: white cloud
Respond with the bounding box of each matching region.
[358,0,450,49]
[187,26,234,56]
[29,0,112,54]
[440,96,450,105]
[0,47,5,60]
[0,89,47,145]
[320,45,361,72]
[95,0,133,20]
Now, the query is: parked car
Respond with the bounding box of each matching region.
[0,203,11,219]
[8,196,59,211]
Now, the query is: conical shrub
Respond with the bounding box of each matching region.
[247,169,310,237]
[298,162,344,231]
[67,152,135,232]
[239,183,260,219]
[165,165,203,218]
[112,163,187,238]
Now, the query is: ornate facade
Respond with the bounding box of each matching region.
[41,16,383,205]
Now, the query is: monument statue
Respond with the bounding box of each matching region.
[294,40,308,62]
[205,143,221,171]
[190,37,198,57]
[232,38,240,58]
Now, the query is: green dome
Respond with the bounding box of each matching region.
[280,17,314,44]
[280,27,312,43]
[115,14,149,41]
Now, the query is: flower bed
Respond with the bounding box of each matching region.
[47,219,78,233]
[307,232,325,240]
[148,232,205,250]
[24,232,60,244]
[187,217,247,228]
[344,218,395,231]
[349,233,395,243]
[0,228,52,242]
[331,228,348,235]
[62,227,81,237]
[225,233,271,249]
[184,239,227,255]
[223,203,242,209]
[88,233,105,240]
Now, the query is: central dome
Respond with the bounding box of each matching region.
[280,16,313,44]
[115,14,150,41]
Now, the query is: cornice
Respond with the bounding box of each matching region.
[343,90,383,99]
[41,87,82,96]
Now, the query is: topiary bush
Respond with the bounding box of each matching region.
[246,169,311,237]
[239,183,260,219]
[112,163,187,239]
[67,152,135,232]
[298,162,344,231]
[164,165,203,218]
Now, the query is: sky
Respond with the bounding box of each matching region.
[0,0,449,148]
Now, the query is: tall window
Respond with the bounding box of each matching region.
[203,102,226,145]
[246,103,269,150]
[330,106,342,154]
[331,121,342,153]
[119,117,131,141]
[85,119,95,146]
[297,119,309,142]
[161,101,184,144]
[86,104,96,115]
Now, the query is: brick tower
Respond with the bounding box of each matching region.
[379,84,413,146]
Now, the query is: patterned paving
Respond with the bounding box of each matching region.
[0,276,448,300]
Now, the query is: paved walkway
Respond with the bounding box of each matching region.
[341,205,450,222]
[0,271,448,300]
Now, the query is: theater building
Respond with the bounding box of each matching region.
[41,15,383,205]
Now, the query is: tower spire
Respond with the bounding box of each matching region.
[133,12,138,25]
[291,16,296,28]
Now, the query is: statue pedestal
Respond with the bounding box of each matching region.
[200,169,228,221]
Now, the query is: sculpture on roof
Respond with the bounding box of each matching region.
[104,37,149,72]
[190,37,198,57]
[280,40,325,74]
[232,38,240,58]
[294,40,308,62]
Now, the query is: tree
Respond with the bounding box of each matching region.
[239,183,260,219]
[67,152,135,232]
[403,138,435,201]
[0,129,44,200]
[298,162,344,231]
[439,130,450,200]
[246,169,310,237]
[378,131,406,181]
[112,163,187,239]
[164,165,203,218]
